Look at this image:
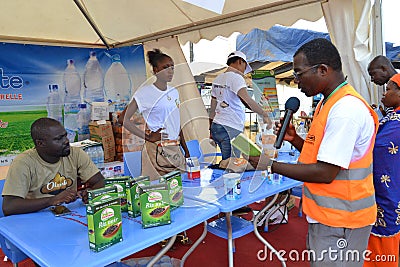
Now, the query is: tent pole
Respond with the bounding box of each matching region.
[189,42,194,62]
[372,0,384,104]
[73,0,110,49]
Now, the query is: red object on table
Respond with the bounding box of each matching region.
[188,171,201,180]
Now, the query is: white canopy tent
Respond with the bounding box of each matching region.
[0,0,384,145]
[0,0,383,102]
[1,0,324,48]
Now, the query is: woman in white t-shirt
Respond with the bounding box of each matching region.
[121,49,189,179]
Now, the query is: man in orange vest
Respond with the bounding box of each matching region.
[248,38,379,266]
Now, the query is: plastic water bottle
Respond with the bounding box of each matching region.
[86,147,98,167]
[104,53,132,106]
[46,84,63,123]
[63,59,82,142]
[97,146,104,169]
[83,51,104,102]
[93,146,104,169]
[76,103,90,141]
[257,114,277,159]
[296,122,307,140]
[294,122,308,160]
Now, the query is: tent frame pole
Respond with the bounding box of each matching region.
[73,0,110,49]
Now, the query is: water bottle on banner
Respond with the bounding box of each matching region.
[63,59,81,105]
[83,51,104,102]
[104,53,132,112]
[63,59,82,142]
[46,84,63,123]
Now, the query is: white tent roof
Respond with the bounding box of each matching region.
[1,0,324,48]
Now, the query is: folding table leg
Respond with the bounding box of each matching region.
[225,212,234,267]
[147,235,177,267]
[180,221,208,267]
[253,194,287,267]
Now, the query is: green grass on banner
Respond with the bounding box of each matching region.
[0,110,47,156]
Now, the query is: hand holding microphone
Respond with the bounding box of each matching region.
[274,97,300,149]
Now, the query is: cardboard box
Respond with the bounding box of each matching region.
[159,171,184,210]
[87,186,118,203]
[126,176,150,217]
[139,184,171,228]
[113,124,144,153]
[86,196,122,252]
[100,161,124,178]
[104,176,131,212]
[89,121,116,162]
[91,102,109,121]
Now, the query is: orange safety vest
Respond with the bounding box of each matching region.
[298,84,378,228]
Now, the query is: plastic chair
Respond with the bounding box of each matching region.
[207,216,254,252]
[208,216,254,239]
[0,180,29,267]
[185,139,221,167]
[123,151,142,177]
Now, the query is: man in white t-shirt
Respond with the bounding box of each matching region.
[209,51,269,160]
[248,39,378,267]
[2,118,104,216]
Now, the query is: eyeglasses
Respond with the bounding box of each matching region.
[293,64,320,80]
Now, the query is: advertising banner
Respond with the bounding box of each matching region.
[0,43,146,165]
[252,70,279,117]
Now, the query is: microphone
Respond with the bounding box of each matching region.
[274,97,300,149]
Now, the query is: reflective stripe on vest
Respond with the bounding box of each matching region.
[334,164,372,181]
[304,185,375,212]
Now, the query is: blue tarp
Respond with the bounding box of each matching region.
[237,25,400,63]
[236,25,330,63]
[386,42,400,61]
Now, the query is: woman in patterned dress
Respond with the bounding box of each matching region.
[365,73,400,267]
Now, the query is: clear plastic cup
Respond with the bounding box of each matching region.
[223,173,241,200]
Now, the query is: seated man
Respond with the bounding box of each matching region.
[2,117,104,216]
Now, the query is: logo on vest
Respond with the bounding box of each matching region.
[41,173,73,195]
[305,134,315,144]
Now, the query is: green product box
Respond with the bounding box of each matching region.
[104,176,131,212]
[87,186,118,203]
[86,196,122,252]
[126,176,150,218]
[139,184,171,228]
[159,170,184,210]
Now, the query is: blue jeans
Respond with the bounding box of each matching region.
[210,123,242,160]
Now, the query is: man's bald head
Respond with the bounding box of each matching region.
[368,55,397,86]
